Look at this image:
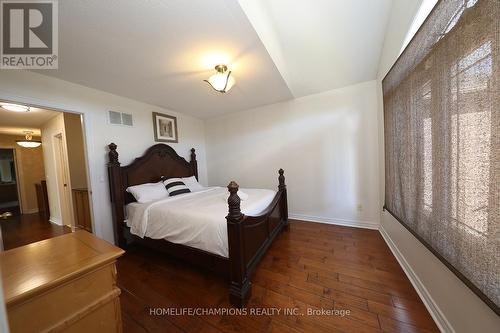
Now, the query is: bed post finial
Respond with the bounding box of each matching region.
[226,181,250,307]
[107,142,126,248]
[278,169,288,228]
[278,168,286,190]
[190,148,198,180]
[108,143,120,166]
[227,181,242,219]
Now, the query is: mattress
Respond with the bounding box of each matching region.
[125,187,276,257]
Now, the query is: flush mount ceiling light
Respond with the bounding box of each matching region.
[16,131,41,148]
[204,64,235,93]
[0,103,30,112]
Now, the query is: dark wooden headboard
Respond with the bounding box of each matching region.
[107,143,198,246]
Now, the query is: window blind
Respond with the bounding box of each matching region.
[383,0,499,314]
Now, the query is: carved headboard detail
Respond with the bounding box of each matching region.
[107,143,198,246]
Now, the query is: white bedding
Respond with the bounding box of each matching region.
[125,187,276,257]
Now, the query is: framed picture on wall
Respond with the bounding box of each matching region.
[152,112,178,143]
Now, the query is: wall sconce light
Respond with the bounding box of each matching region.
[204,64,235,93]
[16,131,41,148]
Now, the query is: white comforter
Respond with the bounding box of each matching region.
[125,187,276,257]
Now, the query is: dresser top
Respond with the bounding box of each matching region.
[0,231,124,307]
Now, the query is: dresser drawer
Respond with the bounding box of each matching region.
[8,263,120,333]
[63,296,122,333]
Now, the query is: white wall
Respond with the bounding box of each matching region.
[205,80,380,229]
[0,70,208,243]
[377,0,424,79]
[376,1,500,331]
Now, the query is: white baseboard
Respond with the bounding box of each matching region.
[288,213,379,230]
[49,217,62,226]
[379,225,453,333]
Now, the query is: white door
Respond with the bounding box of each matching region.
[53,133,73,228]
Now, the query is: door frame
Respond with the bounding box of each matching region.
[10,148,22,214]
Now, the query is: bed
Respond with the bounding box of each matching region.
[107,143,288,307]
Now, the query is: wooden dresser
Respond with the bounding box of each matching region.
[1,231,124,333]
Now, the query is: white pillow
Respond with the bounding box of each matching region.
[181,176,205,192]
[126,181,168,203]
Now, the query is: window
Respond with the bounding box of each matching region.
[383,0,499,314]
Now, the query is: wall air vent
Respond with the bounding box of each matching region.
[108,111,133,127]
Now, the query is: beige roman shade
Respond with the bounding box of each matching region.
[383,0,499,314]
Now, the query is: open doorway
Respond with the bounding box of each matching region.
[0,102,93,250]
[0,149,20,216]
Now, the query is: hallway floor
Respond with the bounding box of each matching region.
[1,213,71,250]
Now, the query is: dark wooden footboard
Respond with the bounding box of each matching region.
[226,169,288,307]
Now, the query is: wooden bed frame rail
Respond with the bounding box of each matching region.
[107,143,288,307]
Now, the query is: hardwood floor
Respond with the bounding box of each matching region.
[117,220,439,333]
[1,213,71,250]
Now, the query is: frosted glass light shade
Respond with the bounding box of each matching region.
[16,140,41,148]
[16,131,41,148]
[204,64,235,93]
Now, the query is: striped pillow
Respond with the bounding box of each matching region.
[163,178,191,196]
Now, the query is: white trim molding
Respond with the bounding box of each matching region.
[289,213,379,230]
[379,224,454,333]
[49,216,62,226]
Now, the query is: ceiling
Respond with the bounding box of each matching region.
[238,0,393,97]
[35,0,293,119]
[0,106,59,136]
[34,0,396,117]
